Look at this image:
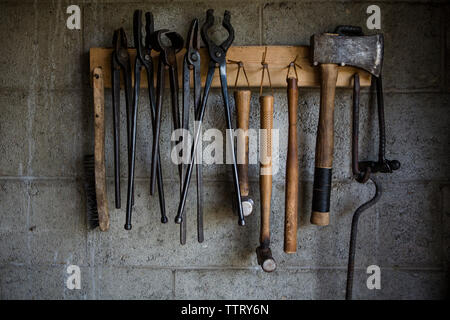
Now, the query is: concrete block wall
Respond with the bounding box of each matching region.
[0,0,448,299]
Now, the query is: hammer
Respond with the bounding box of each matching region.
[310,32,383,226]
[256,94,276,272]
[235,90,254,217]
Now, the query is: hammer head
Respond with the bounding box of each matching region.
[311,33,384,77]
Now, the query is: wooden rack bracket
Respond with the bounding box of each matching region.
[90,46,371,88]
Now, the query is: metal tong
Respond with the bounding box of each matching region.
[175,9,245,227]
[148,26,185,241]
[111,28,133,210]
[123,10,168,231]
[182,19,204,243]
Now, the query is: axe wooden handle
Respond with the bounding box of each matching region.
[284,78,299,253]
[93,67,109,231]
[311,63,338,226]
[257,95,276,272]
[235,90,251,198]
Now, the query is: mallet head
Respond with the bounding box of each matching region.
[311,33,384,77]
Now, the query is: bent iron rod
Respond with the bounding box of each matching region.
[346,73,399,299]
[345,177,382,300]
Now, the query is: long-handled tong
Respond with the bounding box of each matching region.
[111,28,133,209]
[182,19,204,243]
[125,10,168,231]
[148,27,185,241]
[174,9,245,227]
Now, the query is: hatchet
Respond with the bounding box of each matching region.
[310,32,383,226]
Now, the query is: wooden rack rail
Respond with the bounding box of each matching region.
[90,46,371,88]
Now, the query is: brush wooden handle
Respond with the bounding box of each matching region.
[93,67,109,232]
[259,95,273,247]
[311,64,338,226]
[235,90,251,197]
[285,78,299,253]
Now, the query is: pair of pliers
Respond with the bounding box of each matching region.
[111,28,133,210]
[182,19,203,243]
[175,9,245,227]
[123,10,168,230]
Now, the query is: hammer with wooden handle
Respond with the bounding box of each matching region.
[256,94,276,272]
[284,77,299,253]
[235,90,254,217]
[310,33,384,226]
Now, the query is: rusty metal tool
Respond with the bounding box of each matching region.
[256,51,276,272]
[123,10,167,231]
[310,29,384,226]
[284,61,300,253]
[346,72,400,299]
[175,9,245,227]
[111,28,133,209]
[231,60,254,217]
[182,19,203,243]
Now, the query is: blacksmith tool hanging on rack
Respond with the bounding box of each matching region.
[231,60,254,217]
[182,19,204,243]
[123,10,168,231]
[175,9,245,227]
[256,49,276,272]
[310,25,384,226]
[148,25,185,241]
[111,28,133,210]
[284,59,301,254]
[339,25,400,299]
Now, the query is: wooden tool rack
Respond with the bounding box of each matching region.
[87,45,372,233]
[90,46,372,88]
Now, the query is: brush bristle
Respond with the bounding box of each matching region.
[83,155,99,229]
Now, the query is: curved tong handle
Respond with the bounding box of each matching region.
[145,12,154,48]
[133,11,143,56]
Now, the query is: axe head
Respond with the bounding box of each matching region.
[311,33,384,77]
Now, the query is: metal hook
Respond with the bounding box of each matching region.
[228,60,250,89]
[286,55,302,80]
[259,47,273,96]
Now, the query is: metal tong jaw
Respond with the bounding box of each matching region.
[181,19,204,243]
[201,9,234,66]
[175,9,245,227]
[134,10,154,70]
[111,28,133,210]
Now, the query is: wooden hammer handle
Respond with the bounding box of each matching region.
[235,90,251,197]
[259,95,273,246]
[285,78,299,253]
[311,64,338,226]
[93,67,109,231]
